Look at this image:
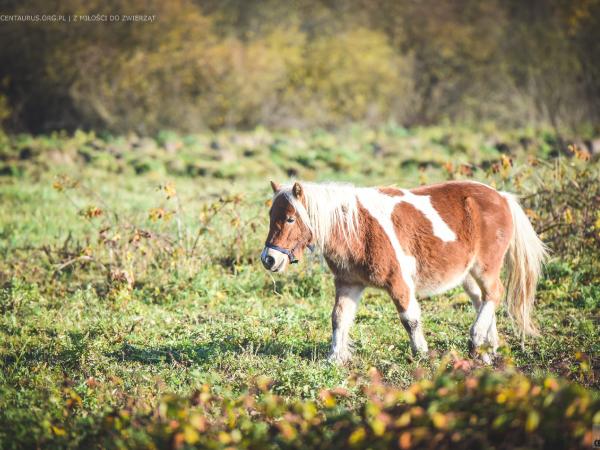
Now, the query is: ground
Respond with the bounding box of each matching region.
[0,125,598,448]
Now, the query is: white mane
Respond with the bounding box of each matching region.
[275,182,360,249]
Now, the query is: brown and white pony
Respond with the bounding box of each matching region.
[261,180,547,364]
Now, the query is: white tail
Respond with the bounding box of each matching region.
[501,193,548,339]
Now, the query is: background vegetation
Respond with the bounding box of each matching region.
[0,0,599,134]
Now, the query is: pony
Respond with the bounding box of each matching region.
[261,180,547,364]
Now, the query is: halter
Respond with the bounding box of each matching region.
[265,242,315,264]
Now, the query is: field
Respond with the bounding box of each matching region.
[0,125,598,448]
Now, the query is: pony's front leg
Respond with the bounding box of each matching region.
[390,283,428,356]
[328,282,363,365]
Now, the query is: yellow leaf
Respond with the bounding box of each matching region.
[230,429,242,443]
[401,391,417,404]
[431,412,448,430]
[278,422,297,440]
[395,412,411,427]
[564,208,573,224]
[183,425,199,444]
[218,431,231,444]
[302,402,317,420]
[525,410,540,432]
[163,182,177,199]
[371,417,386,436]
[348,427,366,445]
[319,390,336,408]
[52,426,66,436]
[544,377,559,391]
[189,414,206,431]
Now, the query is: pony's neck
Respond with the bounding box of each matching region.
[317,213,364,267]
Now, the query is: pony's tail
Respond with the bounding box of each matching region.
[501,192,548,339]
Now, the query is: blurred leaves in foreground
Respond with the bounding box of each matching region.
[72,357,599,449]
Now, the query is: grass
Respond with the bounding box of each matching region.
[0,125,598,448]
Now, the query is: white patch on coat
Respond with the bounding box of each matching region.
[399,190,456,242]
[356,189,417,292]
[403,293,421,320]
[354,187,434,354]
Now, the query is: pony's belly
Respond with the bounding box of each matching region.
[416,265,472,297]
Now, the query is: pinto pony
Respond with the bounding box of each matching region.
[261,180,547,364]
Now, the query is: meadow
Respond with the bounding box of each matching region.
[0,125,598,448]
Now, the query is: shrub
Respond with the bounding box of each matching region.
[82,359,598,449]
[298,28,415,126]
[6,0,597,132]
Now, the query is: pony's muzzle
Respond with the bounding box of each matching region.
[261,247,288,272]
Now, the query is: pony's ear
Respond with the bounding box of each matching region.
[270,181,281,193]
[292,182,303,198]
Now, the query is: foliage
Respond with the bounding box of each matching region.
[79,361,600,449]
[520,160,600,259]
[2,358,597,449]
[0,0,599,132]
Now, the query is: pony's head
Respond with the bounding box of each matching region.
[261,181,314,272]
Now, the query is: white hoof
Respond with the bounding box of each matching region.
[481,352,493,365]
[328,350,351,365]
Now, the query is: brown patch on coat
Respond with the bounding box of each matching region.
[378,186,405,197]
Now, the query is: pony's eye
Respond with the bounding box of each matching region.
[286,217,296,223]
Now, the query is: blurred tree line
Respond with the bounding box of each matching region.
[0,0,598,134]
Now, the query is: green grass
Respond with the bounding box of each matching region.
[0,126,598,448]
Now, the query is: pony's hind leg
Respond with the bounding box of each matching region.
[463,274,482,312]
[329,281,364,365]
[469,270,502,363]
[463,274,499,350]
